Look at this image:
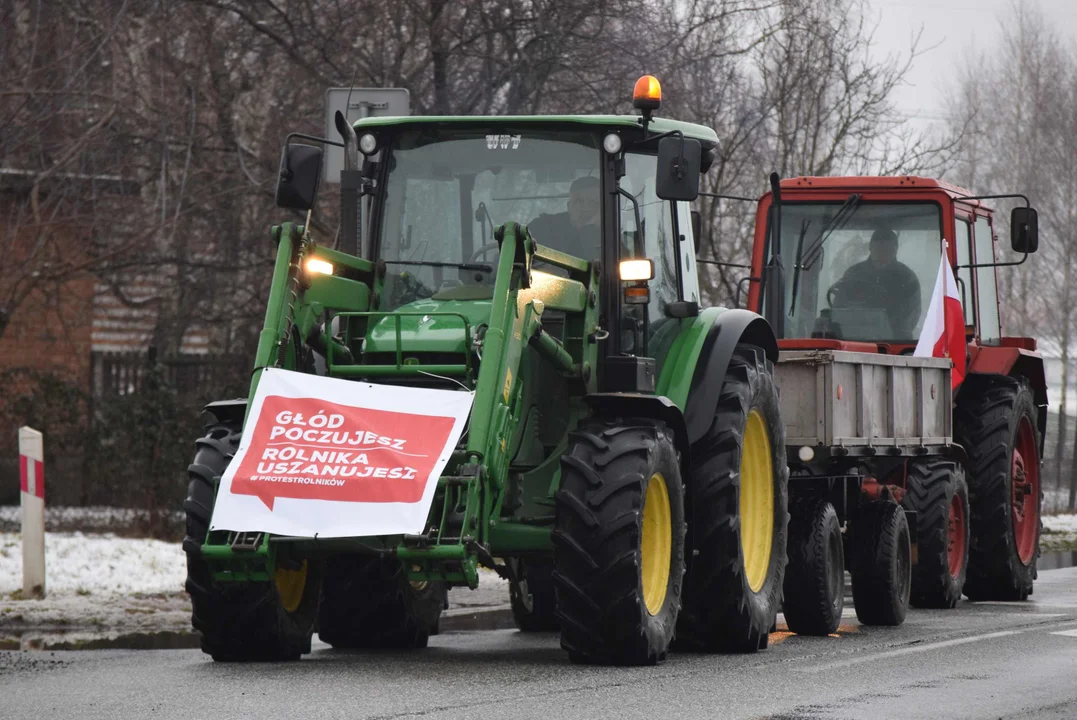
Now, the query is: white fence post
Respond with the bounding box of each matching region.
[19,427,45,598]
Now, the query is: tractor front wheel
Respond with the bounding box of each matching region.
[553,418,685,665]
[317,555,445,649]
[675,344,789,653]
[510,559,559,632]
[182,422,322,661]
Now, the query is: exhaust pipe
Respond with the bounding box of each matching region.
[335,110,362,255]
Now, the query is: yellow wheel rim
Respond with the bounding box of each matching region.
[275,560,308,613]
[740,409,775,593]
[641,472,672,616]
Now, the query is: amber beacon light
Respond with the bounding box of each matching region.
[633,75,662,112]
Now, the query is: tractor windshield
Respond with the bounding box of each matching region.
[376,128,601,309]
[769,201,944,343]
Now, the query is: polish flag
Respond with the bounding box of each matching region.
[914,251,966,389]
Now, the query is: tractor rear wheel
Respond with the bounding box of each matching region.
[851,501,911,626]
[955,378,1041,601]
[675,344,789,653]
[510,559,559,632]
[317,555,445,649]
[782,496,844,636]
[182,421,322,661]
[553,418,685,665]
[902,460,969,608]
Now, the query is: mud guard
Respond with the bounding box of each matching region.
[202,398,248,427]
[583,393,691,465]
[964,346,1048,456]
[682,309,778,446]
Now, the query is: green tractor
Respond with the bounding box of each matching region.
[182,76,789,665]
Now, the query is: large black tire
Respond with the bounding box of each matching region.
[182,422,322,661]
[782,496,844,636]
[851,501,911,626]
[317,555,445,649]
[510,559,559,632]
[902,460,969,609]
[675,344,789,653]
[553,418,686,665]
[954,377,1042,601]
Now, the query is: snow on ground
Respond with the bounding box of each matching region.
[0,532,190,637]
[0,532,186,596]
[1044,514,1077,535]
[0,530,506,638]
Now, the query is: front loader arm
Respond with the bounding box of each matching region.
[244,222,303,425]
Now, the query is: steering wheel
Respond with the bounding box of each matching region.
[469,242,501,263]
[827,278,877,308]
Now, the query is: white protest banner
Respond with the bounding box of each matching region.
[209,368,474,538]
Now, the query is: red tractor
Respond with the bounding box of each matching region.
[730,175,1044,632]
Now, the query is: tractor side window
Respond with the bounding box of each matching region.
[676,201,700,304]
[955,218,975,326]
[621,153,678,365]
[974,215,1001,343]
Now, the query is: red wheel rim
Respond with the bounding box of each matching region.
[948,491,966,578]
[1012,417,1039,565]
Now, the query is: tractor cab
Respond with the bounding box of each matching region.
[335,100,716,383]
[746,176,1040,358]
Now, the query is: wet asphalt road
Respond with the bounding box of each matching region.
[3,567,1077,720]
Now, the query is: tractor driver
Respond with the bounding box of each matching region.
[527,175,601,261]
[829,227,921,339]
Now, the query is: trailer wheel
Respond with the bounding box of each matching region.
[510,559,559,632]
[182,422,322,661]
[954,378,1041,601]
[782,496,844,636]
[902,460,969,608]
[851,501,911,626]
[553,418,685,665]
[675,344,789,653]
[317,555,445,649]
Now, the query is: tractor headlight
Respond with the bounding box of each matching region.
[603,133,622,154]
[305,258,334,276]
[619,259,654,281]
[359,133,378,155]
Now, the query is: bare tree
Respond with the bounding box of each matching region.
[944,1,1077,508]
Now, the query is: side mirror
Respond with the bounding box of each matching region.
[690,210,702,254]
[1011,206,1038,253]
[656,136,701,201]
[275,143,324,211]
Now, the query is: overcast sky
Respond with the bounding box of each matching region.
[865,0,1077,125]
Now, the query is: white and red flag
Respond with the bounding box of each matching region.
[914,250,966,389]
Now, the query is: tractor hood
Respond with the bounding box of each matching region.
[364,287,493,357]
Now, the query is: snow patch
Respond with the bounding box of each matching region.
[0,532,186,596]
[1044,514,1077,535]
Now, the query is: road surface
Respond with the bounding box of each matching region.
[3,567,1076,720]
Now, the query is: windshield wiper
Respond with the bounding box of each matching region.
[800,193,862,271]
[788,218,811,316]
[383,260,494,272]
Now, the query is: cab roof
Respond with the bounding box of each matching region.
[777,175,976,199]
[353,114,720,144]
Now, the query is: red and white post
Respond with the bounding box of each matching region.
[19,426,45,598]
